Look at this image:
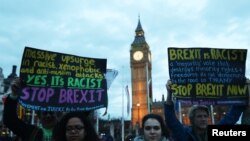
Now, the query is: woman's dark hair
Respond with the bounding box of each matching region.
[141,113,169,137]
[53,112,100,141]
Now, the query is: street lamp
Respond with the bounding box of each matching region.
[137,103,140,125]
[136,103,140,136]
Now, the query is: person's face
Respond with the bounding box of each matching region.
[193,109,209,130]
[66,117,85,141]
[143,118,162,141]
[40,112,58,129]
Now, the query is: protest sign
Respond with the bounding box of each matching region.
[19,47,107,112]
[168,47,248,105]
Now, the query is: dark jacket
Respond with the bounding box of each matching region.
[164,103,245,141]
[3,96,44,141]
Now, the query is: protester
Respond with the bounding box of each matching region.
[164,79,249,141]
[133,113,171,141]
[3,78,61,141]
[53,111,100,141]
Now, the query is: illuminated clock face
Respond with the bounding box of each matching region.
[133,51,143,61]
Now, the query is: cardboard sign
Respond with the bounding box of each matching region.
[168,47,248,105]
[19,47,107,112]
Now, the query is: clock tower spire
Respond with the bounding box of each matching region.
[132,18,146,45]
[130,18,153,130]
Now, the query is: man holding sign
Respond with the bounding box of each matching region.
[3,78,61,141]
[165,47,250,141]
[3,47,108,141]
[164,79,250,141]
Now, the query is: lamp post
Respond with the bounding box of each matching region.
[137,103,140,124]
[136,103,140,135]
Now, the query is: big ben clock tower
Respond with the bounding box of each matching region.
[130,18,152,129]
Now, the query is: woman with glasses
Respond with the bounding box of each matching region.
[53,112,100,141]
[133,113,172,141]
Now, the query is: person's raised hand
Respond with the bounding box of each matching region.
[166,79,173,105]
[10,77,21,97]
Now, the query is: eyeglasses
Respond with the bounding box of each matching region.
[144,126,161,131]
[66,125,84,134]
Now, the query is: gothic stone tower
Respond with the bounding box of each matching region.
[130,18,153,129]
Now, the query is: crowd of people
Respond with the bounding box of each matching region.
[2,77,250,141]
